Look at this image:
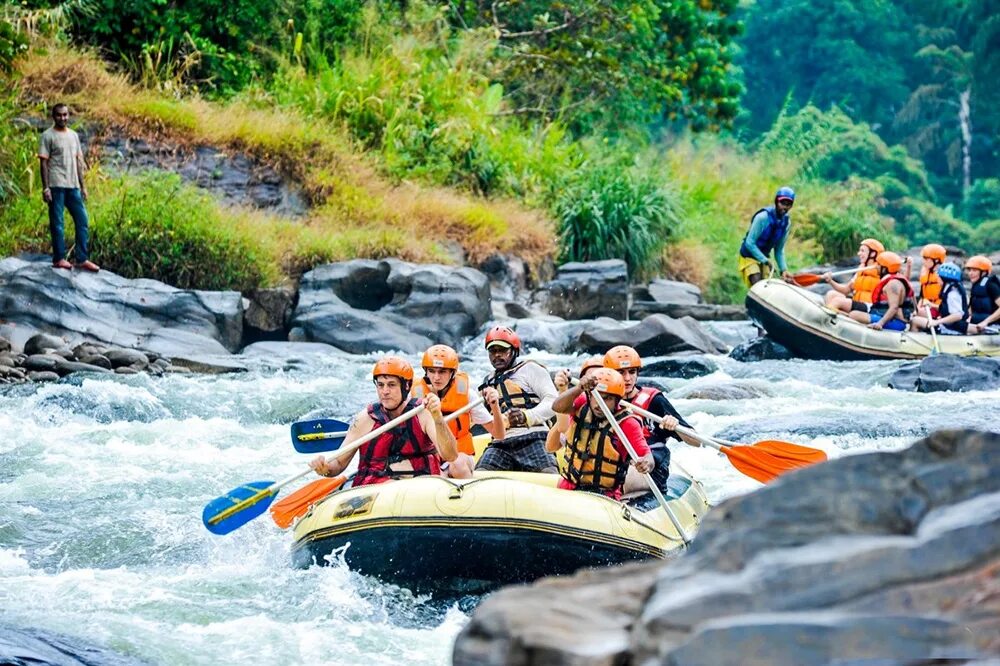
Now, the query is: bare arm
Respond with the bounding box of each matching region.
[544,413,571,452]
[871,282,904,328]
[422,408,458,462]
[552,383,584,414]
[309,411,370,477]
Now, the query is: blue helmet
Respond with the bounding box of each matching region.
[775,186,795,202]
[938,262,962,282]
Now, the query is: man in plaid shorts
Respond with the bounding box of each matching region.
[475,326,559,473]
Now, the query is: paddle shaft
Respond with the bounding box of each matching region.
[621,400,722,452]
[593,393,691,545]
[268,398,486,528]
[925,304,941,354]
[207,403,426,526]
[314,397,483,476]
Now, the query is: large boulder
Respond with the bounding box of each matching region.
[544,260,628,320]
[729,336,794,362]
[453,429,1000,665]
[576,314,727,356]
[889,353,1000,392]
[512,318,593,354]
[0,622,148,666]
[289,259,491,354]
[0,256,243,357]
[642,357,718,379]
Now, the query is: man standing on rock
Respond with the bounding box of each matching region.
[39,103,99,272]
[738,186,795,287]
[476,326,559,473]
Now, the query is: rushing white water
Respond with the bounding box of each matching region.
[2,331,999,665]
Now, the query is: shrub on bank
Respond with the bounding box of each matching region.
[0,170,280,291]
[556,166,678,279]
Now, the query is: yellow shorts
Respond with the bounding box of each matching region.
[738,255,772,288]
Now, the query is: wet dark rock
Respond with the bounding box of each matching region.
[24,332,65,355]
[478,253,528,302]
[0,621,151,666]
[577,314,727,357]
[169,354,248,374]
[544,260,628,320]
[889,354,1000,393]
[642,357,718,379]
[53,358,113,375]
[0,256,243,357]
[71,341,105,360]
[76,354,113,370]
[27,371,59,382]
[729,336,794,362]
[244,286,296,339]
[115,366,140,375]
[291,259,491,354]
[634,278,702,305]
[502,301,533,319]
[454,429,1000,665]
[0,353,15,367]
[105,348,150,370]
[23,354,59,371]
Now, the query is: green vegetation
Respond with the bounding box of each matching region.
[0,0,995,305]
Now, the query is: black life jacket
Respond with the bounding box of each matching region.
[740,206,790,259]
[969,275,1000,320]
[562,401,637,492]
[938,280,968,319]
[478,360,543,412]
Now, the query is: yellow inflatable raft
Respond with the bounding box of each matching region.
[747,279,1000,360]
[290,468,709,594]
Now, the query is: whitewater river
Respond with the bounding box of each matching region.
[3,322,999,665]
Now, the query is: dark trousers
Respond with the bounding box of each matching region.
[48,187,90,263]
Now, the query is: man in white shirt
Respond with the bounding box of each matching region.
[38,103,99,272]
[475,326,559,473]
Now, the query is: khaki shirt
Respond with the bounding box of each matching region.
[39,127,83,189]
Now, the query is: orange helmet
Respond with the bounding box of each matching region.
[590,368,626,399]
[603,345,642,371]
[965,255,993,272]
[372,356,414,382]
[484,325,521,351]
[421,344,459,370]
[876,251,904,274]
[921,243,947,262]
[579,356,605,378]
[861,238,884,255]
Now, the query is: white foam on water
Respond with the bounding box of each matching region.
[2,348,999,665]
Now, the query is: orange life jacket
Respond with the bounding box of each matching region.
[852,266,880,304]
[919,268,943,306]
[412,371,474,455]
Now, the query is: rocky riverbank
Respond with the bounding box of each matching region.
[0,255,735,381]
[453,428,1000,665]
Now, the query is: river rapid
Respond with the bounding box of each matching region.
[3,322,999,665]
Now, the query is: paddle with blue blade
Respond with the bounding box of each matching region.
[270,397,486,529]
[290,418,351,454]
[202,403,426,535]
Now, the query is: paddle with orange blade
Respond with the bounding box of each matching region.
[707,435,827,465]
[269,397,486,529]
[202,403,425,535]
[791,267,857,287]
[621,401,826,484]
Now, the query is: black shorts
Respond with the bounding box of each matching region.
[850,300,870,313]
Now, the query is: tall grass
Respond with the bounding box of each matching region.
[556,166,678,279]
